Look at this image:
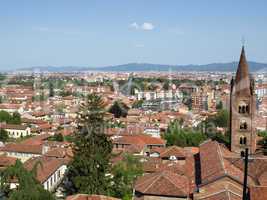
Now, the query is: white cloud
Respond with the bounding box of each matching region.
[129,22,139,30]
[129,22,155,31]
[141,22,155,31]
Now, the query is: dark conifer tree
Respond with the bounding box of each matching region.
[67,94,112,195]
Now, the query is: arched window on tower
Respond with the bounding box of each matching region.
[238,101,249,114]
[240,120,248,130]
[239,136,247,145]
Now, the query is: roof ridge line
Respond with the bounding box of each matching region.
[217,143,227,174]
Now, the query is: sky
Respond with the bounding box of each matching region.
[1,0,267,69]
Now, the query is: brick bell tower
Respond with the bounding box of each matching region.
[230,46,257,154]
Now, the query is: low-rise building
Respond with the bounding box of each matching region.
[0,124,31,138]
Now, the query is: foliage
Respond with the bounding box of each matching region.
[110,154,143,200]
[164,120,207,147]
[59,90,72,97]
[0,160,55,200]
[108,101,129,118]
[208,109,229,128]
[48,133,64,142]
[67,94,113,195]
[258,136,267,156]
[11,112,21,125]
[49,81,55,97]
[216,101,223,110]
[0,129,8,142]
[258,131,267,138]
[131,100,143,109]
[0,111,21,124]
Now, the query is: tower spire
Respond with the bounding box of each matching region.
[234,46,251,95]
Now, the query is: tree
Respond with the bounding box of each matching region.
[0,160,55,200]
[163,81,170,90]
[11,112,21,124]
[48,133,64,142]
[213,109,229,128]
[164,120,207,147]
[110,154,143,200]
[0,111,12,123]
[216,101,223,110]
[49,81,55,97]
[0,111,21,125]
[67,94,113,195]
[108,101,129,118]
[258,136,267,155]
[0,129,8,142]
[132,100,143,109]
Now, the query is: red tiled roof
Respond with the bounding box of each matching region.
[0,124,28,130]
[2,143,42,154]
[250,186,267,200]
[135,170,190,197]
[160,146,186,158]
[199,140,255,186]
[22,134,51,145]
[113,135,165,146]
[24,156,65,183]
[195,190,241,200]
[66,194,120,200]
[0,156,17,169]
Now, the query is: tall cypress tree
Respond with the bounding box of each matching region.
[49,81,55,97]
[67,94,112,195]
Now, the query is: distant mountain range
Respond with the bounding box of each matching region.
[16,61,267,73]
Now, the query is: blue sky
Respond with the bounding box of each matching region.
[1,0,267,69]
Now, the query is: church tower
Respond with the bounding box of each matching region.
[230,46,257,154]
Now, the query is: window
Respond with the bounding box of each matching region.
[238,101,249,114]
[240,120,248,130]
[239,136,247,145]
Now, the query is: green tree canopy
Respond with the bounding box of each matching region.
[0,160,55,200]
[108,101,129,118]
[48,133,64,142]
[0,129,8,142]
[0,111,21,125]
[164,120,207,147]
[67,94,113,195]
[110,154,143,200]
[49,81,55,97]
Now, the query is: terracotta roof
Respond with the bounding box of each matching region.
[0,124,28,130]
[199,140,254,186]
[113,135,165,146]
[160,146,186,158]
[196,190,241,200]
[2,143,42,154]
[21,134,51,145]
[250,186,267,200]
[66,194,120,200]
[24,156,65,183]
[225,157,267,186]
[0,156,17,169]
[135,170,190,197]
